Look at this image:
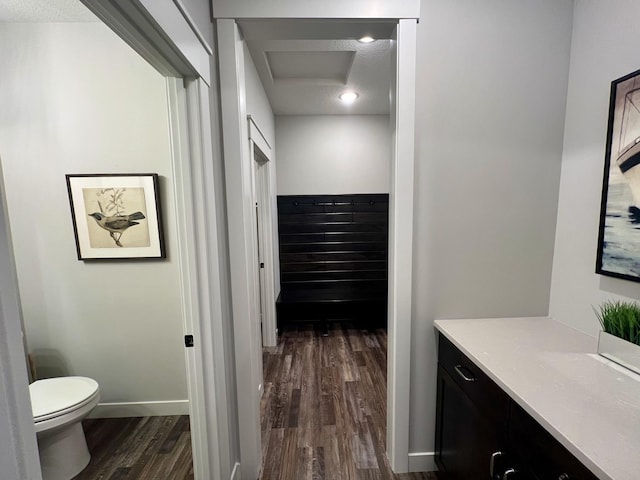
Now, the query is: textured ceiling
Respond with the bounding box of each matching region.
[241,20,393,116]
[0,0,97,22]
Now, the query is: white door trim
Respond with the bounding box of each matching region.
[248,115,272,158]
[386,18,417,473]
[0,165,42,480]
[166,77,221,479]
[217,18,264,480]
[212,0,420,19]
[249,117,278,348]
[183,76,237,479]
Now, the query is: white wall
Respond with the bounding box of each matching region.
[550,0,640,334]
[0,23,188,412]
[276,115,390,194]
[410,0,573,457]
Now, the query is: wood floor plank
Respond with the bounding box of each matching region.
[358,468,382,480]
[321,425,341,480]
[320,393,336,426]
[298,338,323,448]
[288,388,302,428]
[296,446,313,480]
[159,415,190,454]
[346,326,365,353]
[107,467,131,480]
[278,428,299,480]
[260,427,285,480]
[272,379,292,429]
[261,381,276,456]
[354,350,367,367]
[312,446,325,480]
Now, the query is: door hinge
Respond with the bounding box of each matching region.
[184,335,194,348]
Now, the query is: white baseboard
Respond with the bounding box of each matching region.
[408,451,437,472]
[230,462,241,480]
[88,400,189,418]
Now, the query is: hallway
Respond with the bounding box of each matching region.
[260,323,437,480]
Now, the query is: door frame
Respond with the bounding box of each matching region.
[387,19,418,472]
[249,116,278,347]
[217,21,264,478]
[82,3,236,476]
[216,13,419,477]
[0,166,42,480]
[165,77,223,479]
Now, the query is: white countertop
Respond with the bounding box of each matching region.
[434,317,640,480]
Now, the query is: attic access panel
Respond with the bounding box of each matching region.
[265,50,355,83]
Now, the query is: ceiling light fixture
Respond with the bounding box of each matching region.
[358,36,375,43]
[339,91,359,104]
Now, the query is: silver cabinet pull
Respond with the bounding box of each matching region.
[490,451,504,478]
[503,468,518,480]
[454,364,476,382]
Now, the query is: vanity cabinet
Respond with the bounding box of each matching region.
[435,334,598,480]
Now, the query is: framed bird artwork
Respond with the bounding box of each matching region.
[66,174,166,259]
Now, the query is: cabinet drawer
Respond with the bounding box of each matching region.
[438,334,510,430]
[509,402,599,480]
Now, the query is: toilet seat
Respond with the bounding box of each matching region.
[30,376,100,424]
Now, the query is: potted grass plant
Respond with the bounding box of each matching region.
[595,300,640,375]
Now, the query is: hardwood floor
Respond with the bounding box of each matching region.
[74,415,193,479]
[72,323,436,479]
[260,323,438,480]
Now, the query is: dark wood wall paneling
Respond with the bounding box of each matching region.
[276,194,389,330]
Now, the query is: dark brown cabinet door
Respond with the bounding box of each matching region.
[435,364,506,479]
[435,336,511,479]
[508,403,599,480]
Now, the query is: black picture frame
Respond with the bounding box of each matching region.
[66,173,166,260]
[596,68,640,282]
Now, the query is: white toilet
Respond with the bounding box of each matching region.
[29,376,100,480]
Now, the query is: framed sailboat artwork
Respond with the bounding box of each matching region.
[597,68,640,282]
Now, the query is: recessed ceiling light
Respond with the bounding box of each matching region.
[358,36,375,43]
[339,91,359,104]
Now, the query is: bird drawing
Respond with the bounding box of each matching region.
[88,211,146,247]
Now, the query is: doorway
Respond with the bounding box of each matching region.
[250,117,278,348]
[0,2,223,478]
[0,15,194,471]
[217,15,418,478]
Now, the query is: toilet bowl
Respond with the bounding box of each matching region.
[29,376,100,480]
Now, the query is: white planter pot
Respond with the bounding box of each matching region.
[598,331,640,376]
